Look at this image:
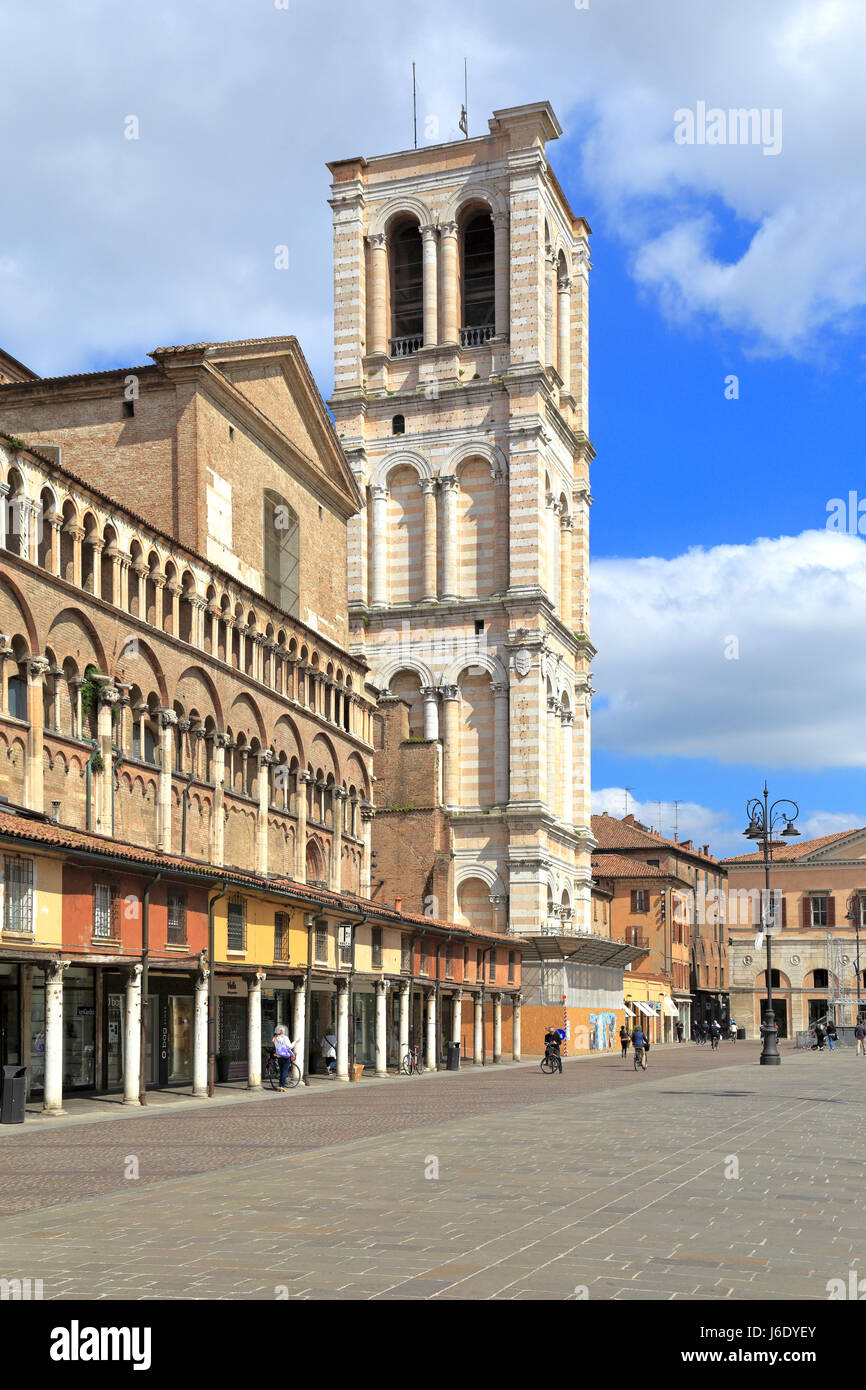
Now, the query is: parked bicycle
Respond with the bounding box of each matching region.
[265,1050,301,1090]
[400,1043,424,1075]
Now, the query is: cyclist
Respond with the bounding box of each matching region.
[544,1025,564,1074]
[710,1019,721,1050]
[631,1024,647,1069]
[728,1018,738,1042]
[272,1025,295,1092]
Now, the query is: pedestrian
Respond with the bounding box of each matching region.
[855,1018,866,1056]
[826,1017,837,1051]
[321,1027,337,1074]
[620,1023,630,1059]
[676,1020,684,1043]
[272,1024,294,1091]
[814,1021,827,1051]
[643,1031,651,1066]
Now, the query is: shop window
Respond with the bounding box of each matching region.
[371,925,382,969]
[274,912,290,963]
[314,921,328,964]
[93,881,119,939]
[167,892,187,945]
[3,856,33,935]
[227,896,246,951]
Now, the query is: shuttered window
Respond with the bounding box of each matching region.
[371,926,382,969]
[227,896,246,951]
[274,912,290,963]
[314,921,328,963]
[4,856,34,935]
[167,892,187,945]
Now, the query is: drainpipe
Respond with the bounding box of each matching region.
[139,871,164,1105]
[111,748,124,838]
[85,740,99,832]
[207,883,228,1097]
[180,769,194,855]
[480,945,492,1066]
[435,939,443,1068]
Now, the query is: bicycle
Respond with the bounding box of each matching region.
[540,1044,563,1075]
[265,1051,301,1091]
[710,1033,720,1051]
[400,1043,424,1075]
[633,1046,647,1071]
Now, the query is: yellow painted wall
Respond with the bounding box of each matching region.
[212,894,308,968]
[34,853,63,947]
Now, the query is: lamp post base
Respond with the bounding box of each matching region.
[759,1023,781,1065]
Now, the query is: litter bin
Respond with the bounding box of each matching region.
[445,1041,460,1071]
[0,1065,27,1124]
[737,1027,746,1041]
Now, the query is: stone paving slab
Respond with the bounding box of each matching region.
[0,1045,863,1300]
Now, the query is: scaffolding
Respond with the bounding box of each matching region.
[826,933,863,1026]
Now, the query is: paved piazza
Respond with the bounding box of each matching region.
[0,1043,862,1301]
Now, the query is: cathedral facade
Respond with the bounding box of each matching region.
[328,102,595,936]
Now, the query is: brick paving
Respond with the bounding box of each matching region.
[0,1042,863,1300]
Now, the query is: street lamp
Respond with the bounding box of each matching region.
[845,892,863,1030]
[743,781,800,1066]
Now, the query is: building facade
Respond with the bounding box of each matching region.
[724,828,866,1039]
[327,102,595,938]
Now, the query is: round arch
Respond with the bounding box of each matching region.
[371,449,434,491]
[368,195,435,239]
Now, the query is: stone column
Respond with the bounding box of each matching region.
[441,685,460,808]
[256,751,272,877]
[0,480,8,551]
[399,981,410,1058]
[295,772,310,881]
[374,979,388,1077]
[512,993,522,1062]
[293,986,306,1062]
[368,232,387,355]
[247,970,265,1088]
[96,685,119,833]
[425,989,437,1072]
[492,212,510,338]
[43,959,68,1115]
[50,665,63,732]
[421,685,440,741]
[440,475,459,601]
[67,523,84,587]
[473,993,483,1066]
[560,708,574,827]
[546,696,559,817]
[336,979,350,1081]
[193,966,209,1097]
[211,733,226,866]
[360,802,374,896]
[440,222,459,344]
[560,513,574,626]
[157,708,177,852]
[331,787,346,891]
[123,963,142,1106]
[421,224,439,347]
[370,484,389,608]
[421,478,438,602]
[492,681,509,807]
[25,656,49,813]
[452,989,463,1046]
[493,993,502,1064]
[133,562,147,618]
[546,493,559,608]
[49,513,63,576]
[557,275,572,393]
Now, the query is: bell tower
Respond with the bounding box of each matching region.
[327,101,595,936]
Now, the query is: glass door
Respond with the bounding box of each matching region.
[168,996,193,1082]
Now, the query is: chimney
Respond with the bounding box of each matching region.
[394,896,403,913]
[50,800,61,824]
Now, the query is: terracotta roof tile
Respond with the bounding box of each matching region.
[591,853,669,879]
[721,828,866,864]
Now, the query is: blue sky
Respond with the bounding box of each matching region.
[2,0,865,856]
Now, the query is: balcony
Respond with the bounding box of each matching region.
[389,334,422,358]
[618,933,649,950]
[459,325,494,348]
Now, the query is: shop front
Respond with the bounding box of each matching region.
[28,964,97,1095]
[103,969,196,1091]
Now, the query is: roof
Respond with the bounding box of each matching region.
[520,934,648,969]
[722,828,866,865]
[592,813,720,865]
[591,853,669,880]
[0,807,516,947]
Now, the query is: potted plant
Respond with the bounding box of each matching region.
[215,1052,231,1083]
[350,1061,364,1082]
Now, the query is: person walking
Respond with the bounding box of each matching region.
[272,1024,295,1092]
[620,1023,631,1059]
[676,1020,684,1043]
[813,1021,827,1051]
[826,1017,838,1051]
[855,1018,866,1055]
[321,1027,337,1075]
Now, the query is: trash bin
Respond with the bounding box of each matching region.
[737,1027,746,1041]
[445,1041,460,1071]
[0,1065,26,1124]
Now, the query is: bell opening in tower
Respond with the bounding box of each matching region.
[390,221,423,342]
[462,211,495,329]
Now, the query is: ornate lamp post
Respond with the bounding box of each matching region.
[845,892,863,1029]
[743,782,800,1066]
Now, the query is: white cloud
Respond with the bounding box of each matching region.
[592,528,866,769]
[0,0,864,376]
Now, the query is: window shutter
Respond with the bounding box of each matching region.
[801,895,810,927]
[828,895,836,927]
[630,890,637,912]
[781,896,787,928]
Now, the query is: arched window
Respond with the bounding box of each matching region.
[392,414,405,436]
[263,489,299,618]
[462,212,495,330]
[390,222,423,341]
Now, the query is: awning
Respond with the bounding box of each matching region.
[623,1003,635,1016]
[662,998,679,1017]
[636,1001,656,1018]
[520,934,650,969]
